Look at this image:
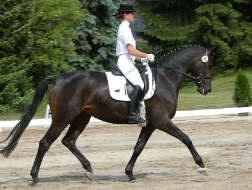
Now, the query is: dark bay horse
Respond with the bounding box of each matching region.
[0,46,216,183]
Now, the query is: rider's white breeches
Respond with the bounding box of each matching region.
[117,54,144,90]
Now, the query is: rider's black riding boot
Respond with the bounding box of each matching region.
[128,85,147,124]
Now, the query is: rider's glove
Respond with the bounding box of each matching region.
[147,54,155,62]
[140,58,149,65]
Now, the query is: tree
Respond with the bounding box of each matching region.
[233,70,251,107]
[0,0,33,112]
[28,0,83,84]
[135,0,252,70]
[195,1,252,70]
[71,0,121,71]
[0,0,83,112]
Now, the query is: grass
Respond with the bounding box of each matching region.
[0,94,48,120]
[177,69,252,110]
[0,70,251,120]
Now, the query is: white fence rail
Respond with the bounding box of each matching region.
[175,106,252,117]
[0,106,251,132]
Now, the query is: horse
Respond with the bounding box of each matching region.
[0,45,216,183]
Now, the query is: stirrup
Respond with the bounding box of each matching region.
[128,115,138,124]
[128,115,147,127]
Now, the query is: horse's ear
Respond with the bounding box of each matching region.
[207,47,217,56]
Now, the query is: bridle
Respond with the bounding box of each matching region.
[149,50,212,86]
[197,52,212,86]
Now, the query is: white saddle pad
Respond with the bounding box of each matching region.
[106,64,156,101]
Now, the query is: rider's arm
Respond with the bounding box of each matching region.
[127,44,148,59]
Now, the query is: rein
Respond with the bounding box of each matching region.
[149,62,203,84]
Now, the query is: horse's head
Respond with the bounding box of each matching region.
[190,47,216,95]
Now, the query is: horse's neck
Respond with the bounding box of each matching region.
[156,60,191,93]
[159,59,190,85]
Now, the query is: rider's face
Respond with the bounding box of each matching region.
[124,12,135,22]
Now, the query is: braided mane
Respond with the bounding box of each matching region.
[156,44,203,63]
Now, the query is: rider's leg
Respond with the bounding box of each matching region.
[127,85,146,124]
[117,55,146,124]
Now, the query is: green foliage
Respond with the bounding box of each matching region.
[195,2,251,70]
[135,0,252,70]
[28,0,83,84]
[71,0,121,71]
[0,0,82,113]
[0,57,32,113]
[12,89,35,112]
[135,0,197,48]
[233,70,251,107]
[0,0,33,113]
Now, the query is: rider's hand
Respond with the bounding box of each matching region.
[147,54,155,62]
[140,58,149,65]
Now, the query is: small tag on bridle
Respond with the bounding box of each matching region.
[201,55,208,63]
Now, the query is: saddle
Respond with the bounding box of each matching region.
[105,63,155,102]
[111,63,149,99]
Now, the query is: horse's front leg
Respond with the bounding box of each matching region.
[125,126,155,181]
[156,117,206,173]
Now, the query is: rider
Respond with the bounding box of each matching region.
[115,4,155,124]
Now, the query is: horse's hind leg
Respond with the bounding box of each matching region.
[61,113,93,180]
[125,125,155,181]
[30,121,68,183]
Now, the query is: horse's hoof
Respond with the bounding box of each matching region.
[32,177,39,184]
[130,179,136,183]
[198,167,208,176]
[128,175,136,182]
[84,171,94,180]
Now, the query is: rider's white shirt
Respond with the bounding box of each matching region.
[116,20,136,57]
[116,20,143,90]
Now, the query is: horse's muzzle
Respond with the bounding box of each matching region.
[197,87,211,95]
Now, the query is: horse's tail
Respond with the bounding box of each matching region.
[0,77,55,157]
